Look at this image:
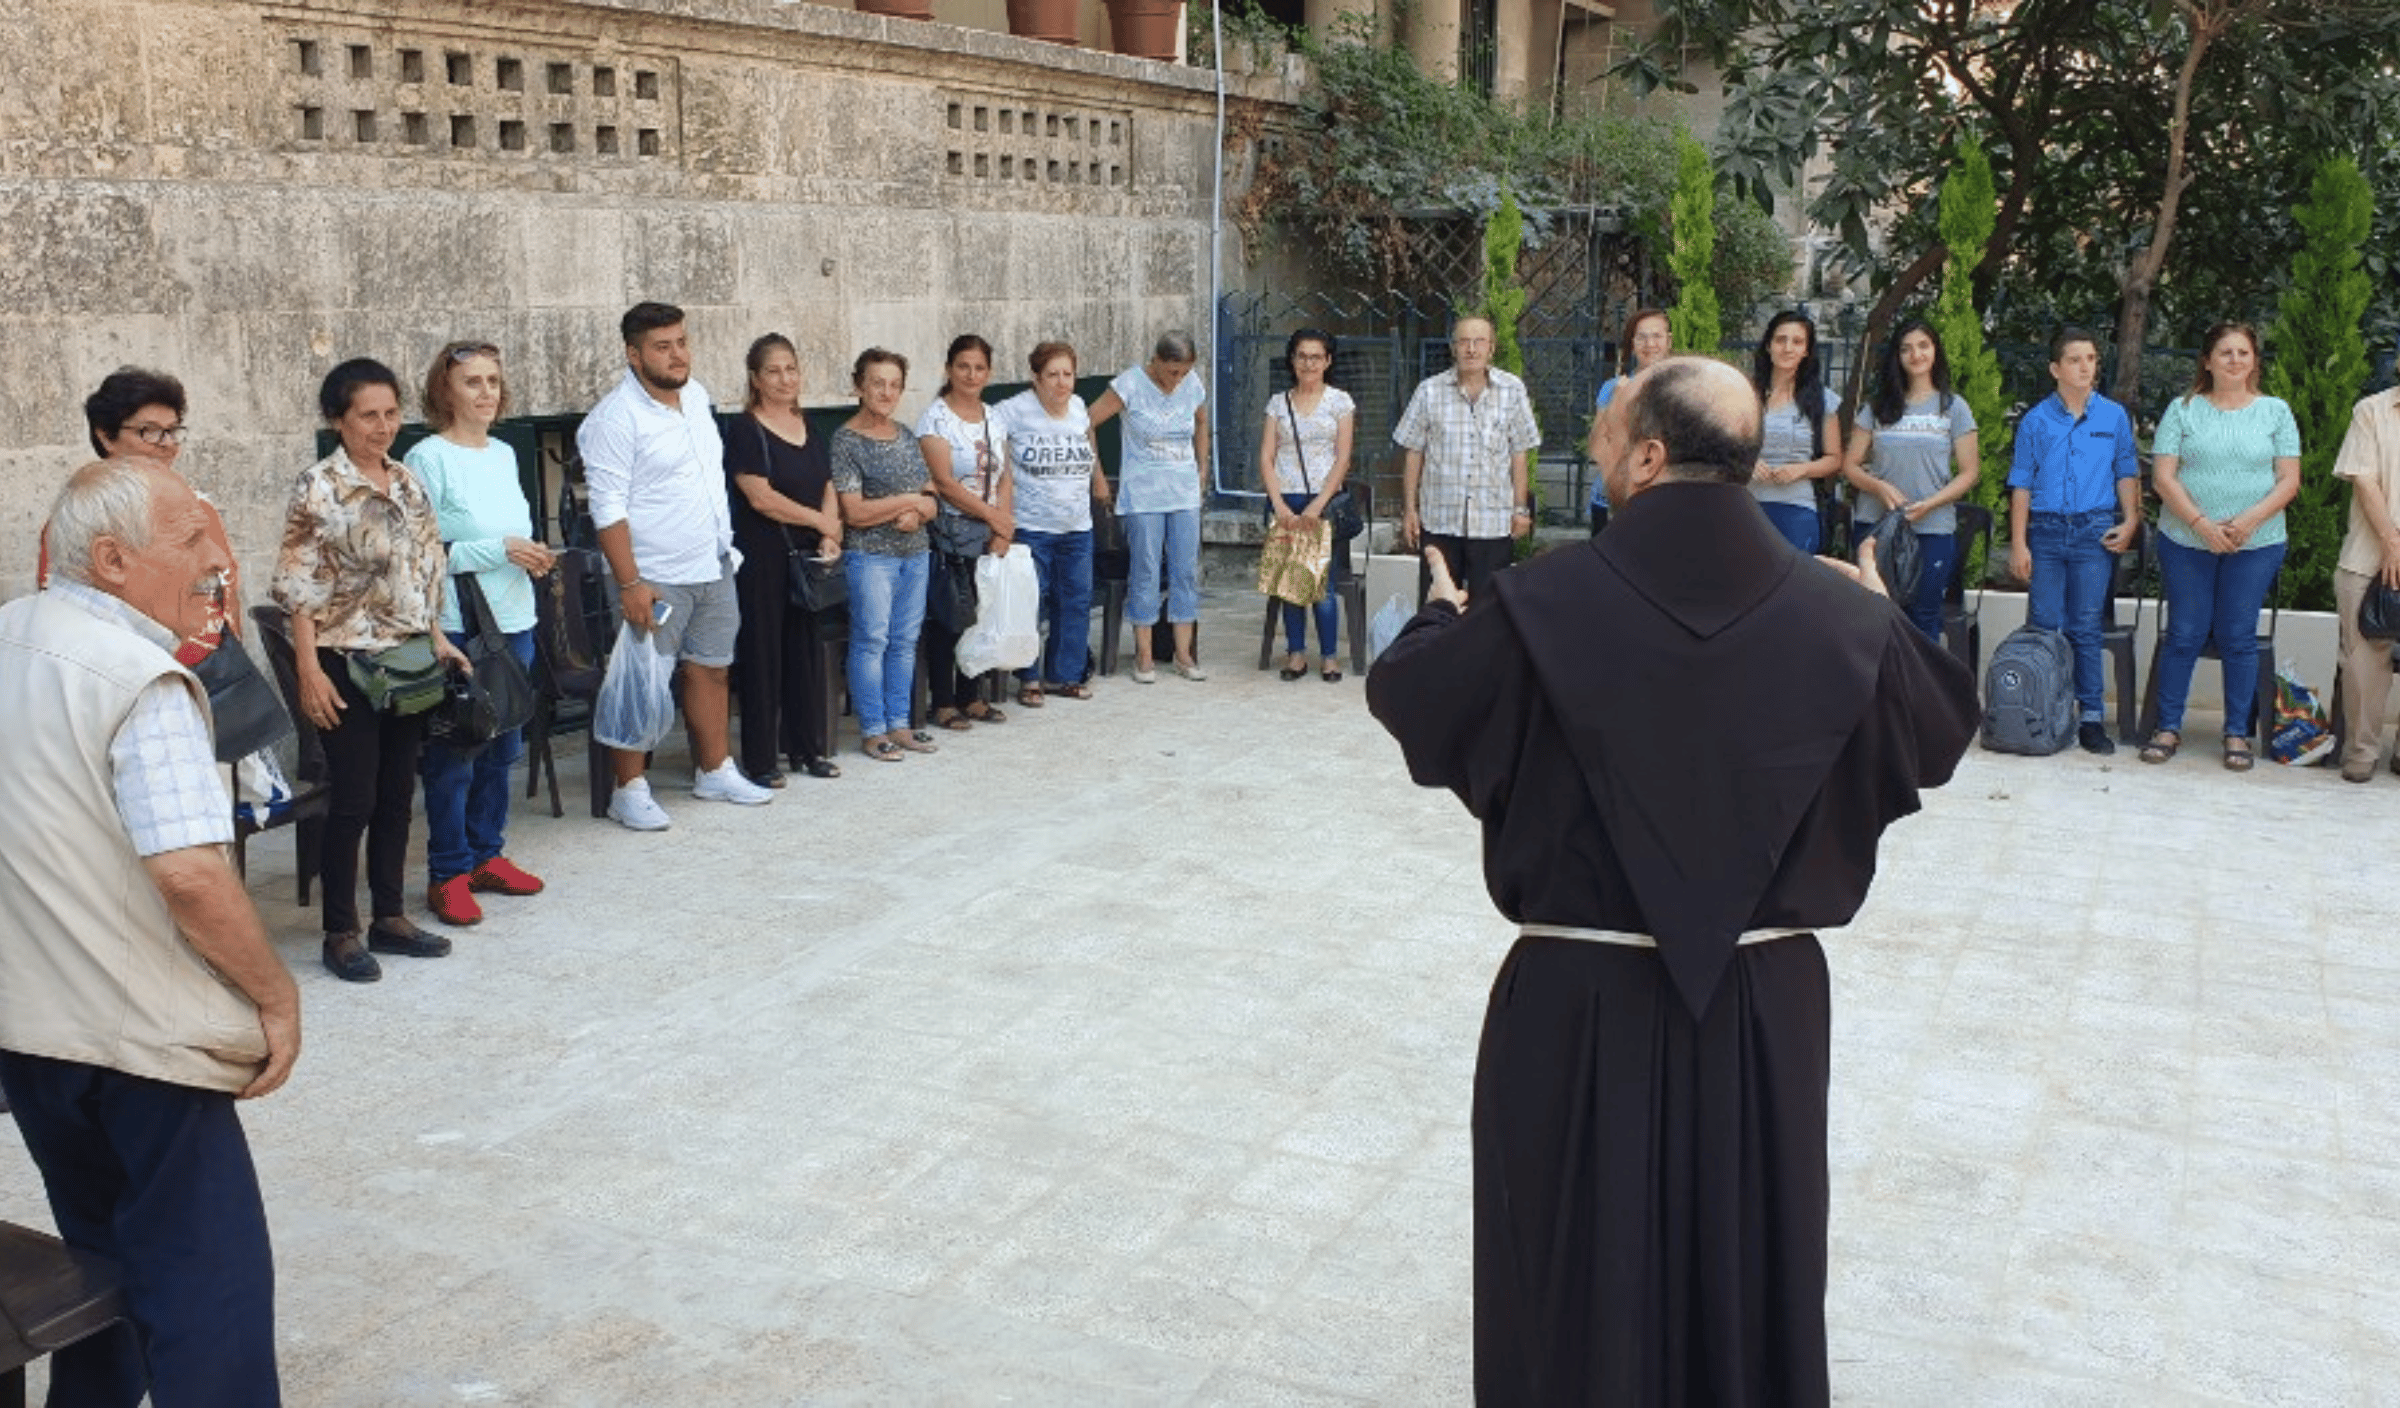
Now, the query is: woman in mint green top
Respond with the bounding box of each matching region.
[2140,322,2302,771]
[406,341,557,923]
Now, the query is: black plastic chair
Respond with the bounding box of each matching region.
[1,1220,125,1407]
[239,607,332,905]
[2138,560,2281,742]
[1256,479,1371,676]
[2098,521,2158,744]
[1942,503,1995,692]
[528,548,612,819]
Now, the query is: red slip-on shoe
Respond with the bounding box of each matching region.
[469,856,545,896]
[427,875,484,927]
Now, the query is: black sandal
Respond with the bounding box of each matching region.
[1321,662,1343,683]
[2139,730,2180,765]
[2223,736,2255,772]
[1279,654,1307,681]
[799,756,841,779]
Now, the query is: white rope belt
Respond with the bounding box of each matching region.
[1518,924,1816,949]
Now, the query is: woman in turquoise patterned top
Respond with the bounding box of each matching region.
[2140,322,2302,771]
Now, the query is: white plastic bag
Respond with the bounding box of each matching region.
[1366,594,1412,664]
[958,545,1042,677]
[593,621,677,752]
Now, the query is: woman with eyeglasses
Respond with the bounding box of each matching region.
[405,342,553,929]
[1587,308,1671,538]
[1089,331,1209,684]
[48,369,236,664]
[1257,327,1354,682]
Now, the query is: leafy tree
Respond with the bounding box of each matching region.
[1666,137,1722,353]
[1483,192,1529,379]
[2263,157,2375,610]
[1928,137,2010,512]
[1615,0,2400,409]
[1712,197,1793,334]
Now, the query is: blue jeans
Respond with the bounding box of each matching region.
[421,627,533,883]
[845,550,929,736]
[1279,493,1341,656]
[1860,522,1955,642]
[1123,507,1201,626]
[1760,501,1819,555]
[1017,527,1094,686]
[0,1051,280,1408]
[2153,535,2285,738]
[2025,510,2119,722]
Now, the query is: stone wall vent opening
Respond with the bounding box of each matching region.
[635,70,660,101]
[596,124,620,155]
[296,105,323,141]
[497,57,524,92]
[292,40,320,77]
[348,45,372,80]
[499,119,526,152]
[445,52,471,86]
[399,49,425,85]
[593,66,617,97]
[352,110,376,143]
[450,114,476,148]
[548,62,575,95]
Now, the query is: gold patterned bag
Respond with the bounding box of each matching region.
[1257,518,1333,606]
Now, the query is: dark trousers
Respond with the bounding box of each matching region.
[0,1052,280,1408]
[1418,533,1516,605]
[924,617,973,711]
[315,647,423,936]
[733,546,832,771]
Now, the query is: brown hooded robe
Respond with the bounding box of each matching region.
[1368,481,1977,1406]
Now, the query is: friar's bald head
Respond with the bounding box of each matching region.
[1626,357,1762,483]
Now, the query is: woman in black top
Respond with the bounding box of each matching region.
[727,333,845,785]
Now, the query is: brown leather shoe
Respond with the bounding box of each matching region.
[322,931,382,983]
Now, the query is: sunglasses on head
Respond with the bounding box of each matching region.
[447,342,502,363]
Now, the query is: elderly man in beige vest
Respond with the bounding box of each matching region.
[2333,384,2400,783]
[0,459,300,1407]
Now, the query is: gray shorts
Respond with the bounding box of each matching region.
[646,566,739,667]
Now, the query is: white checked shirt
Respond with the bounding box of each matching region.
[577,368,737,585]
[1393,366,1542,537]
[51,581,234,857]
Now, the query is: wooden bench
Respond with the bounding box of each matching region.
[0,1220,125,1408]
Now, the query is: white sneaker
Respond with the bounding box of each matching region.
[1172,659,1208,682]
[693,760,775,806]
[607,778,672,831]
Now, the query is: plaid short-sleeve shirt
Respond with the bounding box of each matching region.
[1393,367,1541,537]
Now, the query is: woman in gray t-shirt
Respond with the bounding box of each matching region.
[832,347,942,763]
[1843,318,1982,640]
[1746,309,1844,554]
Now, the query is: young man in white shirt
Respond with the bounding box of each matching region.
[578,301,773,828]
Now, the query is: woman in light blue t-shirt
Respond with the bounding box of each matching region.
[1843,318,1982,642]
[406,341,555,929]
[2141,321,2302,771]
[1090,331,1210,684]
[1586,307,1671,537]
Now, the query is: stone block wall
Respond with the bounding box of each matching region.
[0,0,1290,595]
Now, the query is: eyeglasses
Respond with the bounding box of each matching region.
[1292,352,1330,364]
[124,423,187,446]
[447,342,502,363]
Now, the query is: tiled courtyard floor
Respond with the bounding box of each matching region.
[5,589,2394,1404]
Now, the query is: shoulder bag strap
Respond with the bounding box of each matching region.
[752,413,813,560]
[977,415,997,504]
[1284,395,1315,496]
[452,563,504,644]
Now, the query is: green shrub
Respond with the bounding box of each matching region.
[2263,157,2374,613]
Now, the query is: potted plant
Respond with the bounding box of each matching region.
[1106,0,1181,58]
[1007,0,1081,44]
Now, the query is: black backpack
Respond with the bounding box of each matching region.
[1982,624,2076,755]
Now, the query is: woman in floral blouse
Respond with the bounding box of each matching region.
[272,358,467,984]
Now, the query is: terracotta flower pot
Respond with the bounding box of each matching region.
[858,0,936,18]
[1105,0,1181,58]
[1007,0,1082,45]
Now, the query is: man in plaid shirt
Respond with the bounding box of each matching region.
[1395,315,1542,602]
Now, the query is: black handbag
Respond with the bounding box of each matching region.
[928,549,980,636]
[1285,396,1364,542]
[1864,511,1925,604]
[2360,580,2400,640]
[745,416,849,616]
[430,571,537,750]
[782,527,849,615]
[190,635,292,763]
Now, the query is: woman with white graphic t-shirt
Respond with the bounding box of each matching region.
[990,340,1113,705]
[1843,317,1983,641]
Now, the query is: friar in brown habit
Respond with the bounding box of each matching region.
[1368,356,1978,1405]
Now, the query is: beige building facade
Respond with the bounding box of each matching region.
[0,0,1301,595]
